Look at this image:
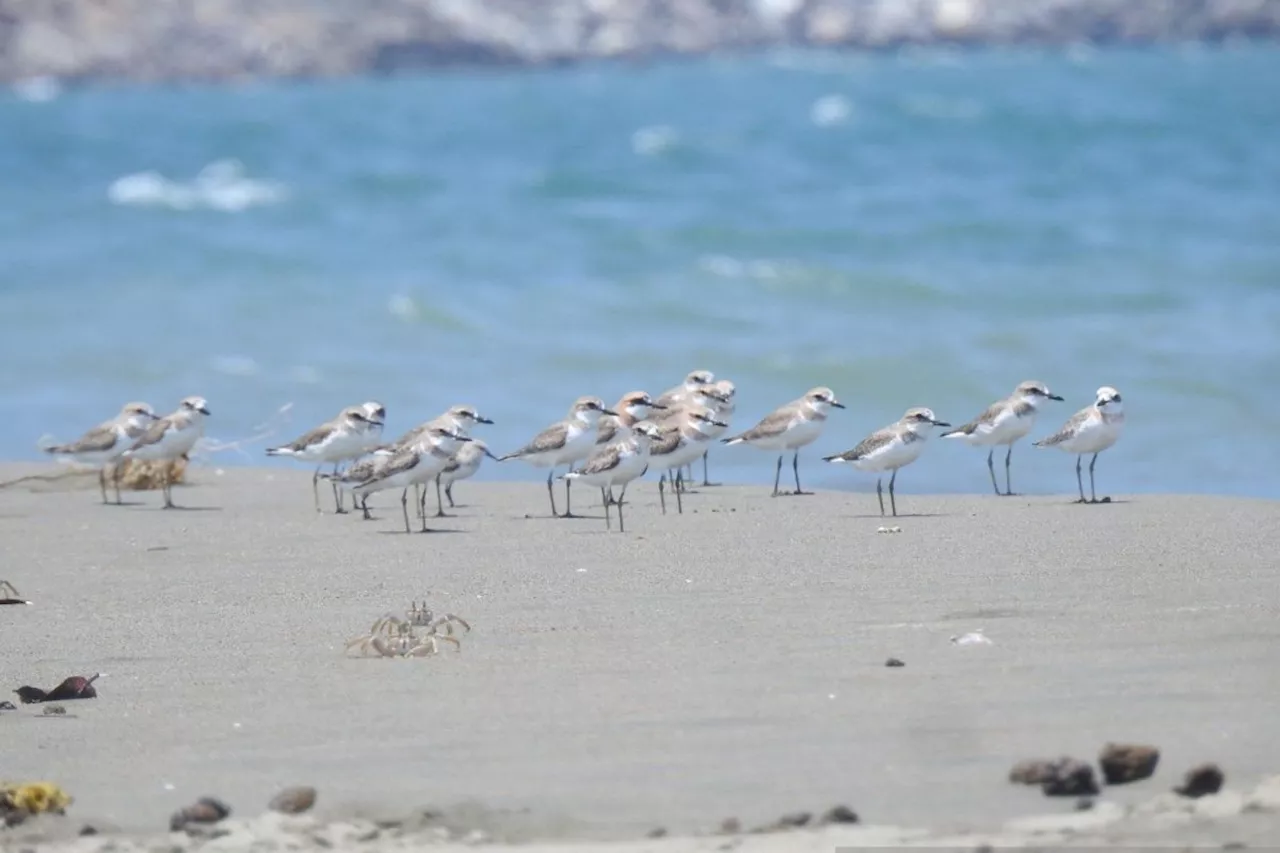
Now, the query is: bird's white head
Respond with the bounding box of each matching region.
[684,369,715,390]
[120,402,158,430]
[804,386,845,414]
[425,425,472,453]
[1014,380,1065,408]
[571,396,617,425]
[179,396,211,417]
[631,421,665,444]
[902,407,949,435]
[360,401,387,427]
[685,404,729,436]
[446,404,494,428]
[617,391,660,421]
[1094,386,1123,415]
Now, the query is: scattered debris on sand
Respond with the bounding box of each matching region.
[1099,742,1160,784]
[1175,763,1225,798]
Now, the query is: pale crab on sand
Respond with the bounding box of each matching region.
[345,602,471,659]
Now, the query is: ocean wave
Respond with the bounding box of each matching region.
[899,94,986,121]
[11,76,61,103]
[631,125,679,157]
[107,159,287,212]
[810,94,853,127]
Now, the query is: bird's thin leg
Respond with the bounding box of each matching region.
[434,474,448,518]
[420,497,431,533]
[658,473,667,515]
[701,450,713,487]
[1089,453,1099,503]
[772,455,783,497]
[332,464,346,513]
[602,486,611,531]
[562,476,576,518]
[1004,445,1014,496]
[876,477,885,517]
[617,484,628,534]
[673,469,684,514]
[986,449,999,496]
[96,466,107,504]
[1075,455,1086,503]
[445,483,456,508]
[400,488,411,533]
[112,463,123,504]
[792,451,806,495]
[889,469,898,517]
[545,469,558,517]
[359,493,372,520]
[312,466,321,512]
[162,466,175,509]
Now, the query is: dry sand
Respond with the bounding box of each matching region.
[2,463,1279,850]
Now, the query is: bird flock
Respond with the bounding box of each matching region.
[39,373,1126,531]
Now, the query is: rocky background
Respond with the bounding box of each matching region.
[1,0,1278,84]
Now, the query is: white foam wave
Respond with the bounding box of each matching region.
[810,94,853,127]
[211,355,260,377]
[107,159,287,212]
[12,76,61,103]
[631,125,679,157]
[387,294,419,321]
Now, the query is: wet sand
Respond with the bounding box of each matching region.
[2,463,1279,847]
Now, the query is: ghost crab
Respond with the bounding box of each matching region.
[345,602,471,659]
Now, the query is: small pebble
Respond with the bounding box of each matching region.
[1042,759,1100,797]
[821,804,859,824]
[777,811,811,828]
[0,701,16,711]
[885,658,905,668]
[79,825,99,836]
[269,786,317,815]
[1010,758,1063,785]
[646,827,668,838]
[1175,763,1225,799]
[42,705,66,716]
[1075,798,1094,811]
[719,817,741,834]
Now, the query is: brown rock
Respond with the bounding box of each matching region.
[1174,763,1224,798]
[268,786,317,815]
[885,658,905,667]
[169,797,231,832]
[1099,743,1160,784]
[1009,758,1063,785]
[1043,759,1100,797]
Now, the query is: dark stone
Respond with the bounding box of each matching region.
[1099,743,1160,784]
[718,817,741,834]
[885,658,905,668]
[1175,763,1224,798]
[821,805,859,824]
[1075,798,1094,811]
[80,825,99,836]
[170,797,231,831]
[1042,759,1100,797]
[268,786,317,815]
[645,827,667,838]
[777,811,811,828]
[0,701,15,711]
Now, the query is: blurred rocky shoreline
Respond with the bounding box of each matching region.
[1,0,1278,84]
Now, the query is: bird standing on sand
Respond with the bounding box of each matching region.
[435,439,500,516]
[497,396,616,518]
[941,380,1064,496]
[721,387,845,496]
[824,407,950,517]
[265,405,385,513]
[121,396,211,509]
[562,421,663,533]
[1033,386,1125,504]
[42,402,159,504]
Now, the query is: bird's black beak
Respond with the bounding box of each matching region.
[477,416,495,425]
[600,408,619,417]
[199,407,212,416]
[455,434,473,442]
[932,419,951,427]
[712,418,729,428]
[649,402,668,410]
[482,448,500,461]
[1048,394,1064,401]
[831,401,846,409]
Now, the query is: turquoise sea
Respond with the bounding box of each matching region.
[2,44,1278,498]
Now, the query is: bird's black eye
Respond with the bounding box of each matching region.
[1112,394,1122,402]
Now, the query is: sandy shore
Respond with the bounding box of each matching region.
[2,464,1279,849]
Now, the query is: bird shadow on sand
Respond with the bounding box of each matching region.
[375,527,466,536]
[150,505,222,512]
[844,512,946,520]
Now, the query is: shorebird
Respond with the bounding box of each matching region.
[721,386,845,496]
[349,425,471,533]
[697,378,736,486]
[498,396,616,518]
[595,391,666,447]
[941,381,1064,496]
[265,405,385,513]
[1033,386,1125,504]
[654,369,715,410]
[648,404,729,514]
[120,396,211,509]
[357,401,388,452]
[823,407,950,517]
[42,402,158,504]
[418,405,495,518]
[562,421,663,533]
[435,439,499,515]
